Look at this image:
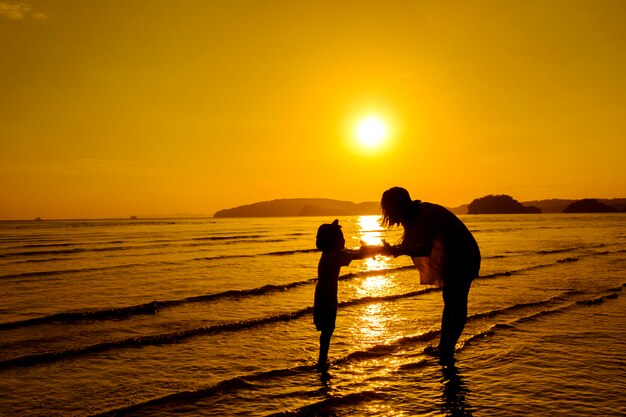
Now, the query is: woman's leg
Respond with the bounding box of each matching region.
[318,329,333,367]
[439,282,471,363]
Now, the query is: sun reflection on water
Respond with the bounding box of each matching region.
[358,274,393,296]
[349,216,403,350]
[363,257,386,271]
[357,215,384,246]
[357,215,388,270]
[359,303,385,339]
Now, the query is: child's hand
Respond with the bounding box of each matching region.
[359,241,385,258]
[359,241,374,255]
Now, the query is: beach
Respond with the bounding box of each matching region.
[1,214,625,416]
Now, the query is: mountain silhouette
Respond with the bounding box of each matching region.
[213,197,626,217]
[213,198,380,218]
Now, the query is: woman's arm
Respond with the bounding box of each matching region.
[393,205,436,258]
[343,243,387,261]
[386,244,431,258]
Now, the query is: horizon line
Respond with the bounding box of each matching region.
[2,196,625,222]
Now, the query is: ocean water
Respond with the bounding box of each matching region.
[0,214,624,416]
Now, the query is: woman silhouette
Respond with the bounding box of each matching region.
[381,187,481,364]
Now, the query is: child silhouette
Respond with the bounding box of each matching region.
[314,219,384,370]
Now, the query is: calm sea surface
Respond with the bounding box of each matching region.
[0,214,625,416]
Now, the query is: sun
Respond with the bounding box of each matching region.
[355,116,388,150]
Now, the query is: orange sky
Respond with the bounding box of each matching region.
[1,1,625,220]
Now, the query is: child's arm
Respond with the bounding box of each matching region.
[341,248,363,262]
[360,242,390,258]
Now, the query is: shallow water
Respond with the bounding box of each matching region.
[0,214,624,416]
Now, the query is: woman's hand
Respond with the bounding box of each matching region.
[381,240,401,257]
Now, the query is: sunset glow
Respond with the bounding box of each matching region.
[0,2,625,219]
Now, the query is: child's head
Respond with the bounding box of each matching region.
[316,219,345,251]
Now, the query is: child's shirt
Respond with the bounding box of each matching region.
[314,250,355,312]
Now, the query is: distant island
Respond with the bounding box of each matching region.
[213,198,380,218]
[213,196,626,217]
[564,199,617,213]
[467,195,541,214]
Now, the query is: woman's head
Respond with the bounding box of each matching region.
[381,187,413,228]
[316,219,345,251]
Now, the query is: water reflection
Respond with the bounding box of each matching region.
[358,303,385,340]
[363,256,387,272]
[318,369,332,393]
[358,274,393,295]
[354,216,397,345]
[356,215,393,297]
[357,215,384,246]
[439,364,473,417]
